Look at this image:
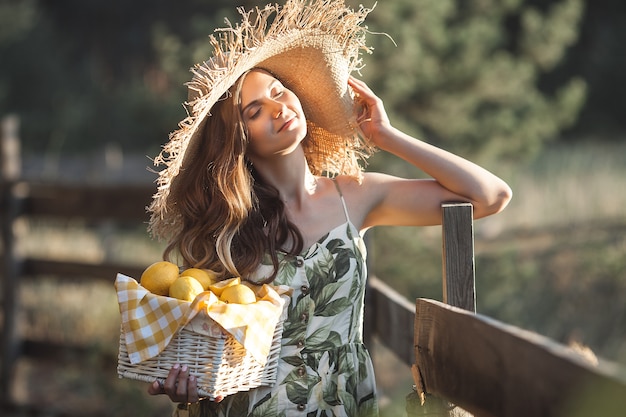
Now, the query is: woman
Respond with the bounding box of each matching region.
[145,1,512,416]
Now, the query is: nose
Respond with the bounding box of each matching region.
[271,100,285,119]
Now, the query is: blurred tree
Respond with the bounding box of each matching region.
[358,0,586,161]
[535,0,626,138]
[0,0,254,154]
[0,0,593,159]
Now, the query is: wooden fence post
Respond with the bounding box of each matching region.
[0,114,22,405]
[409,203,476,416]
[441,203,476,313]
[0,115,20,179]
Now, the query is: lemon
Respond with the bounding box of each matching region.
[169,276,204,302]
[140,261,180,296]
[242,280,263,296]
[220,284,257,304]
[208,277,241,296]
[180,268,218,290]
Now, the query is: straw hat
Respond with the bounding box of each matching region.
[148,0,376,240]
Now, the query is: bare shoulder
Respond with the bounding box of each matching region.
[333,173,374,199]
[333,173,394,228]
[335,172,400,196]
[336,172,453,228]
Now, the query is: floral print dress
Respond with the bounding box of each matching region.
[190,186,378,417]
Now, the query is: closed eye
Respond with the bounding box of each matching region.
[272,87,284,98]
[248,107,261,120]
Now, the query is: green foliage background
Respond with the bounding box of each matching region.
[361,0,586,160]
[0,0,617,160]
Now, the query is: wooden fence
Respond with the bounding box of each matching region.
[2,117,626,416]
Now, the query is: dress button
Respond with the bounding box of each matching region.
[300,312,309,323]
[297,403,306,411]
[300,285,309,294]
[297,366,306,377]
[296,339,304,348]
[295,258,304,267]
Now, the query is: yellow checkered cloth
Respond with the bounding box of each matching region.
[115,273,289,365]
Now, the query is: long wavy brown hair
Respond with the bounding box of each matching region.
[162,70,303,283]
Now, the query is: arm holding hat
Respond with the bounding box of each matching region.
[347,76,512,229]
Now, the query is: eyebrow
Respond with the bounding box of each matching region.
[240,79,281,116]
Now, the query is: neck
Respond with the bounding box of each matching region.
[249,147,318,208]
[281,170,318,208]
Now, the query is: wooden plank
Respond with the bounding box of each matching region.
[22,258,145,282]
[0,115,21,403]
[367,276,415,366]
[0,185,20,402]
[20,182,153,221]
[414,298,626,417]
[20,339,117,367]
[441,203,475,312]
[0,115,20,181]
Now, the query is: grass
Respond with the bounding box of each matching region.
[4,140,626,415]
[478,140,626,231]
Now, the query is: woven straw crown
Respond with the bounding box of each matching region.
[148,0,375,240]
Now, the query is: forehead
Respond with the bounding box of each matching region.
[240,70,279,103]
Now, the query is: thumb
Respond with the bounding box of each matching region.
[147,380,164,396]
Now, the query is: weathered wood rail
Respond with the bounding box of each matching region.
[0,181,154,404]
[2,117,626,416]
[413,299,626,417]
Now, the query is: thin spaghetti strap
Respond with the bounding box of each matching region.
[332,180,351,224]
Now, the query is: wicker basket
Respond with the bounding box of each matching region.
[117,304,286,400]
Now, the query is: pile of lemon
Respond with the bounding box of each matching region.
[139,261,258,305]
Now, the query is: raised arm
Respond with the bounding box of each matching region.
[348,76,512,228]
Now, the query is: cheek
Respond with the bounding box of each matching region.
[244,124,267,156]
[287,92,304,114]
[245,122,266,144]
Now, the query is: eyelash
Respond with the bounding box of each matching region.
[250,109,261,120]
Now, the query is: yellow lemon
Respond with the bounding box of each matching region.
[242,280,264,297]
[180,268,218,290]
[220,284,257,305]
[140,261,180,296]
[169,276,204,302]
[208,277,241,297]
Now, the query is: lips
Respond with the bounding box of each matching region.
[278,117,295,133]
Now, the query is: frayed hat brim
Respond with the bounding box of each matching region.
[148,0,376,240]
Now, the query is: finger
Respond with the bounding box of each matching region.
[214,395,224,403]
[348,75,363,85]
[356,100,372,124]
[187,374,200,403]
[147,379,164,396]
[176,365,190,398]
[163,363,181,395]
[348,76,371,93]
[348,76,364,93]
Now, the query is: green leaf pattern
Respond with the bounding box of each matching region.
[192,221,378,416]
